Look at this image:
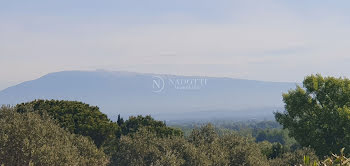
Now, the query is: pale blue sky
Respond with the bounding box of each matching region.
[1,0,350,90]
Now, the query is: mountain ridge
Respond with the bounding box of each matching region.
[0,70,297,121]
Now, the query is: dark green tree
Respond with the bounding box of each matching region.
[121,115,183,137]
[15,100,120,147]
[117,114,124,126]
[275,74,350,156]
[0,106,109,166]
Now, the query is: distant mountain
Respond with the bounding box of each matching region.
[0,70,297,121]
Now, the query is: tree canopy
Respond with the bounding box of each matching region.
[121,115,183,137]
[15,100,120,147]
[106,124,271,166]
[275,74,350,157]
[0,106,109,166]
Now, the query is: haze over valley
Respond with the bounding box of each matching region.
[0,70,297,121]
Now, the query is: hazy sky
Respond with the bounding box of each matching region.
[1,0,350,90]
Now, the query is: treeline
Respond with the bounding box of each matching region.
[172,120,295,144]
[0,100,316,166]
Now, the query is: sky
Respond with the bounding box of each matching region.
[1,0,350,90]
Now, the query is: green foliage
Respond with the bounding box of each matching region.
[0,106,109,166]
[303,155,318,166]
[188,123,218,146]
[106,128,194,166]
[258,141,274,158]
[6,96,350,165]
[219,133,270,165]
[275,74,350,157]
[322,148,350,166]
[258,141,296,160]
[256,129,288,144]
[117,114,124,126]
[301,148,350,166]
[172,120,282,137]
[189,124,270,166]
[15,100,120,147]
[188,124,229,165]
[269,147,318,166]
[105,123,270,166]
[122,115,183,137]
[217,120,282,131]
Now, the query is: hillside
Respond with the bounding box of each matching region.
[0,70,297,120]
